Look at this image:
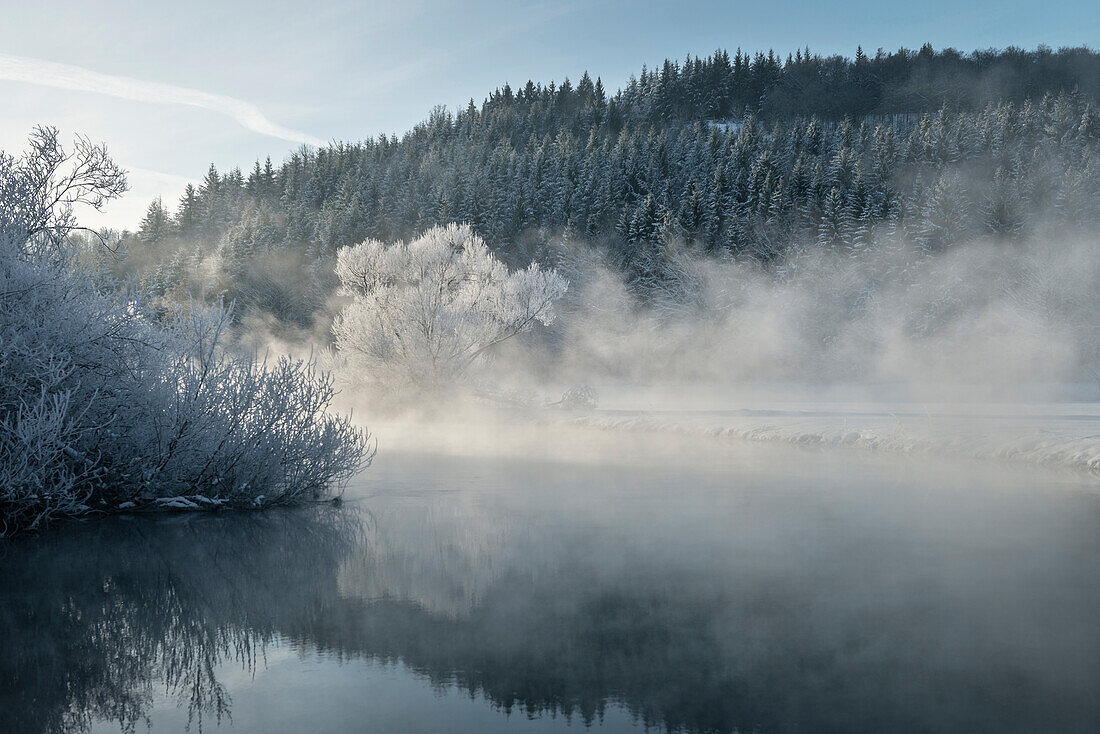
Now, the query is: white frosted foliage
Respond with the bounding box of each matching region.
[333,224,567,389]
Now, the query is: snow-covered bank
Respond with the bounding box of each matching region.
[559,384,1100,476]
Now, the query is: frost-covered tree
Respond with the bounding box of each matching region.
[921,171,972,250]
[332,223,568,390]
[110,46,1100,326]
[139,197,171,246]
[0,128,369,536]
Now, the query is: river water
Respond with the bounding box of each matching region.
[2,426,1099,733]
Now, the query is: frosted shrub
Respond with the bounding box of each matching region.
[0,129,369,535]
[332,223,567,391]
[139,304,368,506]
[553,385,600,410]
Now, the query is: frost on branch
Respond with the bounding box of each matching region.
[332,223,568,390]
[0,129,369,536]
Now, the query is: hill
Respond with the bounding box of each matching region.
[112,44,1100,328]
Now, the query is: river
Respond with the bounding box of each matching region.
[2,425,1099,733]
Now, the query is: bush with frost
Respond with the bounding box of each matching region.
[332,223,567,392]
[0,128,369,535]
[552,385,600,410]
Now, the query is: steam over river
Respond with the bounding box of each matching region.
[3,426,1099,733]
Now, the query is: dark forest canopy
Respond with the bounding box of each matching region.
[483,43,1100,122]
[113,44,1100,327]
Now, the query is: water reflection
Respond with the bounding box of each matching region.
[0,508,362,733]
[2,445,1100,733]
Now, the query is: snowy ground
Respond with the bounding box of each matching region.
[556,383,1100,476]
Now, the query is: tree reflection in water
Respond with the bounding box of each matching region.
[2,472,1100,734]
[0,509,362,734]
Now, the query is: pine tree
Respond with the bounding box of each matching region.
[980,167,1026,237]
[113,47,1100,321]
[138,198,171,246]
[922,171,972,250]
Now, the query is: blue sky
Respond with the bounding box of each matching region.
[1,0,1095,229]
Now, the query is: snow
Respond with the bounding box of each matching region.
[151,495,229,510]
[558,383,1100,476]
[708,120,744,134]
[153,497,199,510]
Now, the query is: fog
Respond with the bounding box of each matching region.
[5,40,1100,734]
[504,230,1097,390]
[307,220,1099,482]
[5,428,1098,734]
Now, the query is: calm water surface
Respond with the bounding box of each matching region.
[2,428,1099,733]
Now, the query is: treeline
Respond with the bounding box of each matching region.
[119,45,1100,325]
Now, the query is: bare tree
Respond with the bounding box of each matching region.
[0,129,368,536]
[0,125,127,258]
[332,223,568,390]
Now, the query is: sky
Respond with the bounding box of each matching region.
[1,0,1096,230]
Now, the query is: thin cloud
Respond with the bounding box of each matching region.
[124,165,195,189]
[0,53,325,147]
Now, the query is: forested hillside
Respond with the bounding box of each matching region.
[115,45,1100,327]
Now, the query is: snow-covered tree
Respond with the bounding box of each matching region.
[332,223,568,390]
[100,48,1100,324]
[138,197,171,246]
[0,128,369,535]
